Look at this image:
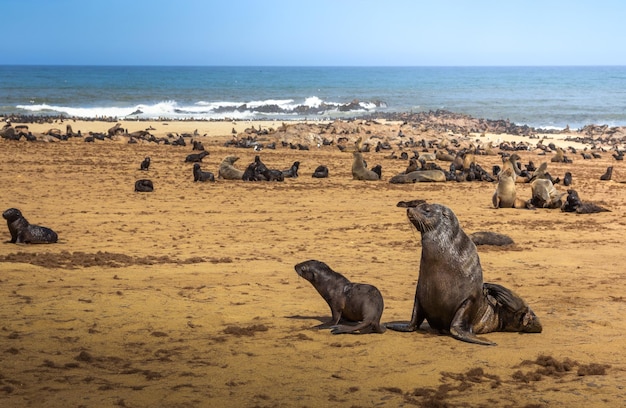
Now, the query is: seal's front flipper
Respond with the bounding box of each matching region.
[449,327,496,346]
[384,322,417,332]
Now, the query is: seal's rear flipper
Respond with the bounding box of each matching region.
[449,327,496,346]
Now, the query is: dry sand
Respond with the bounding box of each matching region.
[0,119,625,407]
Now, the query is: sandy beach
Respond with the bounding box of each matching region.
[1,117,625,407]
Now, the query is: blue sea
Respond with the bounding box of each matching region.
[1,66,625,130]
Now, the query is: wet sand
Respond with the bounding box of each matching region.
[0,119,625,407]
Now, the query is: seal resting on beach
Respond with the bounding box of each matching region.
[312,165,329,178]
[561,189,610,214]
[139,156,151,171]
[530,178,564,208]
[134,179,154,192]
[3,208,58,244]
[389,170,446,183]
[185,151,209,163]
[193,163,215,182]
[282,161,300,178]
[218,155,245,180]
[386,201,542,345]
[294,260,386,334]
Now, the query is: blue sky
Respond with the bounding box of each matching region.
[3,0,625,66]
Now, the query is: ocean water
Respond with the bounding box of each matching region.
[1,65,625,130]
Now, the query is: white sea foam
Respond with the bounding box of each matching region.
[15,96,382,120]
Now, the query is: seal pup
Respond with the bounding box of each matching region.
[134,179,154,192]
[193,163,215,182]
[282,161,300,178]
[185,151,209,163]
[468,231,514,246]
[389,170,446,184]
[386,202,542,345]
[3,208,58,244]
[312,165,329,178]
[218,155,245,180]
[139,156,151,171]
[561,189,610,214]
[294,260,385,334]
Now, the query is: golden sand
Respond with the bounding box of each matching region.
[0,119,624,407]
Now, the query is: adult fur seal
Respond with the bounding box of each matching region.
[389,170,446,183]
[294,260,385,334]
[3,208,58,244]
[193,163,215,182]
[134,179,154,192]
[218,155,245,180]
[386,202,542,345]
[351,138,380,181]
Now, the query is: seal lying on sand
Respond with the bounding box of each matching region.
[530,178,564,208]
[561,189,610,214]
[389,170,446,183]
[294,260,386,334]
[386,201,542,345]
[185,151,209,163]
[218,155,245,180]
[134,179,154,192]
[312,165,329,178]
[282,161,300,178]
[3,208,58,244]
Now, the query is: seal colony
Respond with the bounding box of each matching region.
[386,201,542,345]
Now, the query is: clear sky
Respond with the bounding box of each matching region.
[3,0,625,66]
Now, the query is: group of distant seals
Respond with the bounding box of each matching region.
[3,208,58,244]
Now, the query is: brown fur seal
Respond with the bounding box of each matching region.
[386,202,542,345]
[294,260,386,334]
[3,208,58,244]
[530,178,564,208]
[218,155,245,180]
[389,170,446,183]
[492,168,530,208]
[351,138,380,181]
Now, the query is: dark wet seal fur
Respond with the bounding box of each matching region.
[561,189,610,214]
[386,202,541,345]
[282,161,300,178]
[312,165,329,178]
[134,179,154,192]
[193,163,215,182]
[294,259,386,334]
[3,208,58,244]
[139,156,151,170]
